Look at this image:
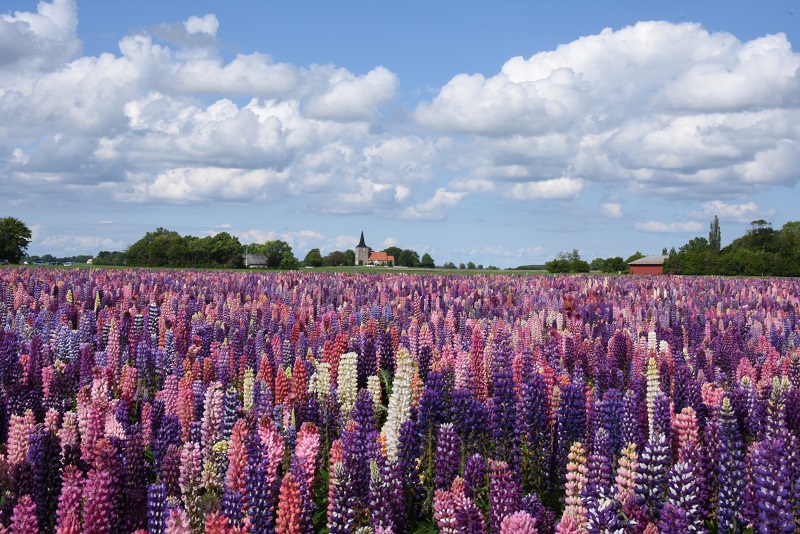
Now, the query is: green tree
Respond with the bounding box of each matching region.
[344,249,356,266]
[589,258,606,271]
[398,249,420,267]
[709,215,721,253]
[303,248,324,267]
[0,217,32,263]
[420,253,435,268]
[466,261,476,270]
[323,250,348,266]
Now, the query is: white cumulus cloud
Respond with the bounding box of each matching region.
[700,200,776,222]
[635,221,704,233]
[507,177,584,200]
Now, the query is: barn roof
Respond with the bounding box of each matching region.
[628,255,669,266]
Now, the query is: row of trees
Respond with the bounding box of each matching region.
[665,218,800,276]
[93,228,248,269]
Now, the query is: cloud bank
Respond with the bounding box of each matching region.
[1,2,798,259]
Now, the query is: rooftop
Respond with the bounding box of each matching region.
[628,255,669,266]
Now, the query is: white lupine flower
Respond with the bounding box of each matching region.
[337,351,359,417]
[367,375,382,413]
[308,361,332,401]
[383,347,415,460]
[242,368,255,412]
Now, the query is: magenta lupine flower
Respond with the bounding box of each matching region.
[10,494,38,534]
[82,439,119,534]
[55,465,83,534]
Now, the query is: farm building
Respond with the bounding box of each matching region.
[243,253,268,267]
[628,255,669,274]
[368,251,396,266]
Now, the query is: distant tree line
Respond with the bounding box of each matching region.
[665,217,800,276]
[24,254,93,264]
[92,227,300,270]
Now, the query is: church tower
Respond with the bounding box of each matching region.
[355,231,370,265]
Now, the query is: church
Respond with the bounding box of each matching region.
[355,232,395,266]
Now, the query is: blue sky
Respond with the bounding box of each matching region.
[2,0,799,267]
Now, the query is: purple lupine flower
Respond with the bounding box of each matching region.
[658,460,704,534]
[27,428,61,533]
[328,463,357,534]
[369,457,394,533]
[147,482,167,534]
[600,388,622,456]
[651,392,671,445]
[221,487,244,528]
[463,453,486,501]
[582,427,612,502]
[584,485,622,534]
[436,423,462,490]
[153,414,181,473]
[517,370,550,491]
[490,325,521,473]
[454,500,488,534]
[450,388,489,455]
[751,434,795,534]
[717,398,745,534]
[556,378,587,486]
[221,386,240,441]
[488,460,521,533]
[635,432,670,522]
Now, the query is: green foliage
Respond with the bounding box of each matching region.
[466,261,476,269]
[95,227,245,269]
[303,248,324,267]
[397,249,420,267]
[666,218,800,276]
[545,249,589,273]
[420,252,435,268]
[0,216,32,264]
[248,240,298,269]
[709,215,721,253]
[322,250,348,267]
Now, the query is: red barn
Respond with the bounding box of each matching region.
[628,255,669,275]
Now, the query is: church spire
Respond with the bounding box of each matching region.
[357,231,367,248]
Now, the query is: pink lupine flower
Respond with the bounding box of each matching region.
[673,407,699,462]
[119,365,138,404]
[275,472,302,534]
[164,507,192,534]
[500,510,538,533]
[55,464,84,534]
[225,418,249,495]
[555,508,587,534]
[294,422,320,491]
[7,410,35,466]
[82,439,116,534]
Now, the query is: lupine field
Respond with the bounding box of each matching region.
[0,268,799,533]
